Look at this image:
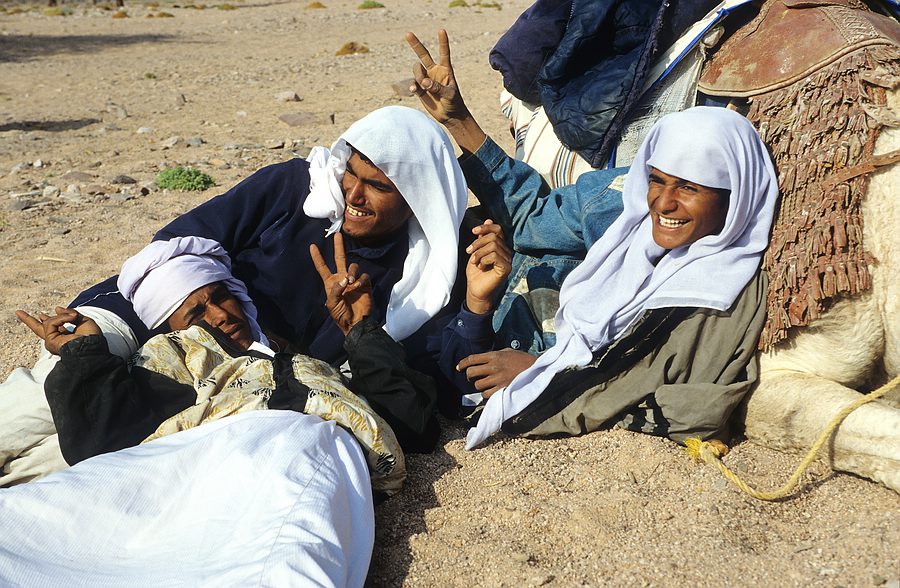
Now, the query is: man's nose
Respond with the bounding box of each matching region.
[657,186,678,212]
[204,304,229,327]
[345,178,364,205]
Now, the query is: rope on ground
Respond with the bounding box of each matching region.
[685,374,900,501]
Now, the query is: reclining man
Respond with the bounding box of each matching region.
[406,31,779,449]
[17,234,409,496]
[1,105,507,485]
[2,235,412,585]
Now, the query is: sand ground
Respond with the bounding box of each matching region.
[1,1,898,586]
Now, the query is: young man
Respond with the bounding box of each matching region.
[406,32,779,450]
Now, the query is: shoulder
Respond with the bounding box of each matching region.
[229,158,312,201]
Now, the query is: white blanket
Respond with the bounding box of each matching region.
[0,411,375,587]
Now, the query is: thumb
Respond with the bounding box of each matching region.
[422,77,447,97]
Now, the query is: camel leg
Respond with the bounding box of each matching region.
[744,370,900,493]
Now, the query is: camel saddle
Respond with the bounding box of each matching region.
[697,0,900,350]
[699,0,900,97]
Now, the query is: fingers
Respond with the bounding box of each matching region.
[15,310,44,338]
[309,243,333,283]
[42,309,77,335]
[333,233,347,274]
[456,351,493,372]
[405,31,435,68]
[438,29,451,68]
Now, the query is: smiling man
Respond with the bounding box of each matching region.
[406,32,777,446]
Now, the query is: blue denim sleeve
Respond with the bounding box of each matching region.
[460,136,626,256]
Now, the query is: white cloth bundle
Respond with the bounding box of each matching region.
[0,411,374,587]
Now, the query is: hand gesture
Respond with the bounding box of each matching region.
[457,349,537,398]
[310,232,373,336]
[464,219,512,315]
[405,29,468,126]
[16,307,101,355]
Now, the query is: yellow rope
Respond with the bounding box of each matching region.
[685,374,900,501]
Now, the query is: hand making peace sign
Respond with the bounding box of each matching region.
[309,233,374,336]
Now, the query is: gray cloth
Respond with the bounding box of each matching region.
[513,271,767,443]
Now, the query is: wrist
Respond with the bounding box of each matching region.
[465,294,493,315]
[445,114,486,155]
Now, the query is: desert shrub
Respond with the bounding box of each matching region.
[336,41,369,55]
[156,167,215,191]
[305,1,326,7]
[217,3,236,9]
[357,0,383,8]
[448,0,467,6]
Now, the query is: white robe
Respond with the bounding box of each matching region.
[0,411,375,588]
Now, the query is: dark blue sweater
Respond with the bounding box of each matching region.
[71,158,493,411]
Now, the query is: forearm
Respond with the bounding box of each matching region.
[345,317,440,452]
[46,336,194,464]
[445,114,487,156]
[460,137,589,255]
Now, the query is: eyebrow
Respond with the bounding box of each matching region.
[347,159,394,192]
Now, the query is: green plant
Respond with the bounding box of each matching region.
[357,0,383,8]
[216,3,236,9]
[156,167,215,191]
[475,1,500,7]
[43,6,72,16]
[448,0,467,6]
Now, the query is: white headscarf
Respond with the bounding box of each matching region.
[117,236,268,346]
[467,106,779,449]
[304,106,469,342]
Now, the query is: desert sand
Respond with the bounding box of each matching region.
[1,1,898,586]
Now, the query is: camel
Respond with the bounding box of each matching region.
[745,93,900,492]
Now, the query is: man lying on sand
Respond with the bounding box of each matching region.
[407,31,779,449]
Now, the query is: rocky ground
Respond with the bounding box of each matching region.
[1,1,898,586]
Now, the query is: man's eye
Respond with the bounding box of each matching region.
[681,185,699,193]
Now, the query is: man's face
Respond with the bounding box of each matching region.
[167,282,254,351]
[647,167,729,250]
[340,151,413,243]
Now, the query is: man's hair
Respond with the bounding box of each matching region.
[348,144,374,166]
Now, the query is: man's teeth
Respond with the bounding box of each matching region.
[346,206,372,217]
[659,215,688,228]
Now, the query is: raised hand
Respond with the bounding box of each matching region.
[456,349,537,397]
[16,307,101,355]
[464,219,512,315]
[405,29,486,154]
[310,232,373,335]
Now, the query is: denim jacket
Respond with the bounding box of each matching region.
[460,136,626,355]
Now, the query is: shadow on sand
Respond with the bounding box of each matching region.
[0,33,176,62]
[368,419,465,586]
[0,118,101,132]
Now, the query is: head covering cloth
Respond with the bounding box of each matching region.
[117,236,268,345]
[304,106,469,342]
[467,106,780,449]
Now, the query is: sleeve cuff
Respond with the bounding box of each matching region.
[59,334,110,358]
[450,307,495,340]
[459,136,508,183]
[343,315,387,355]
